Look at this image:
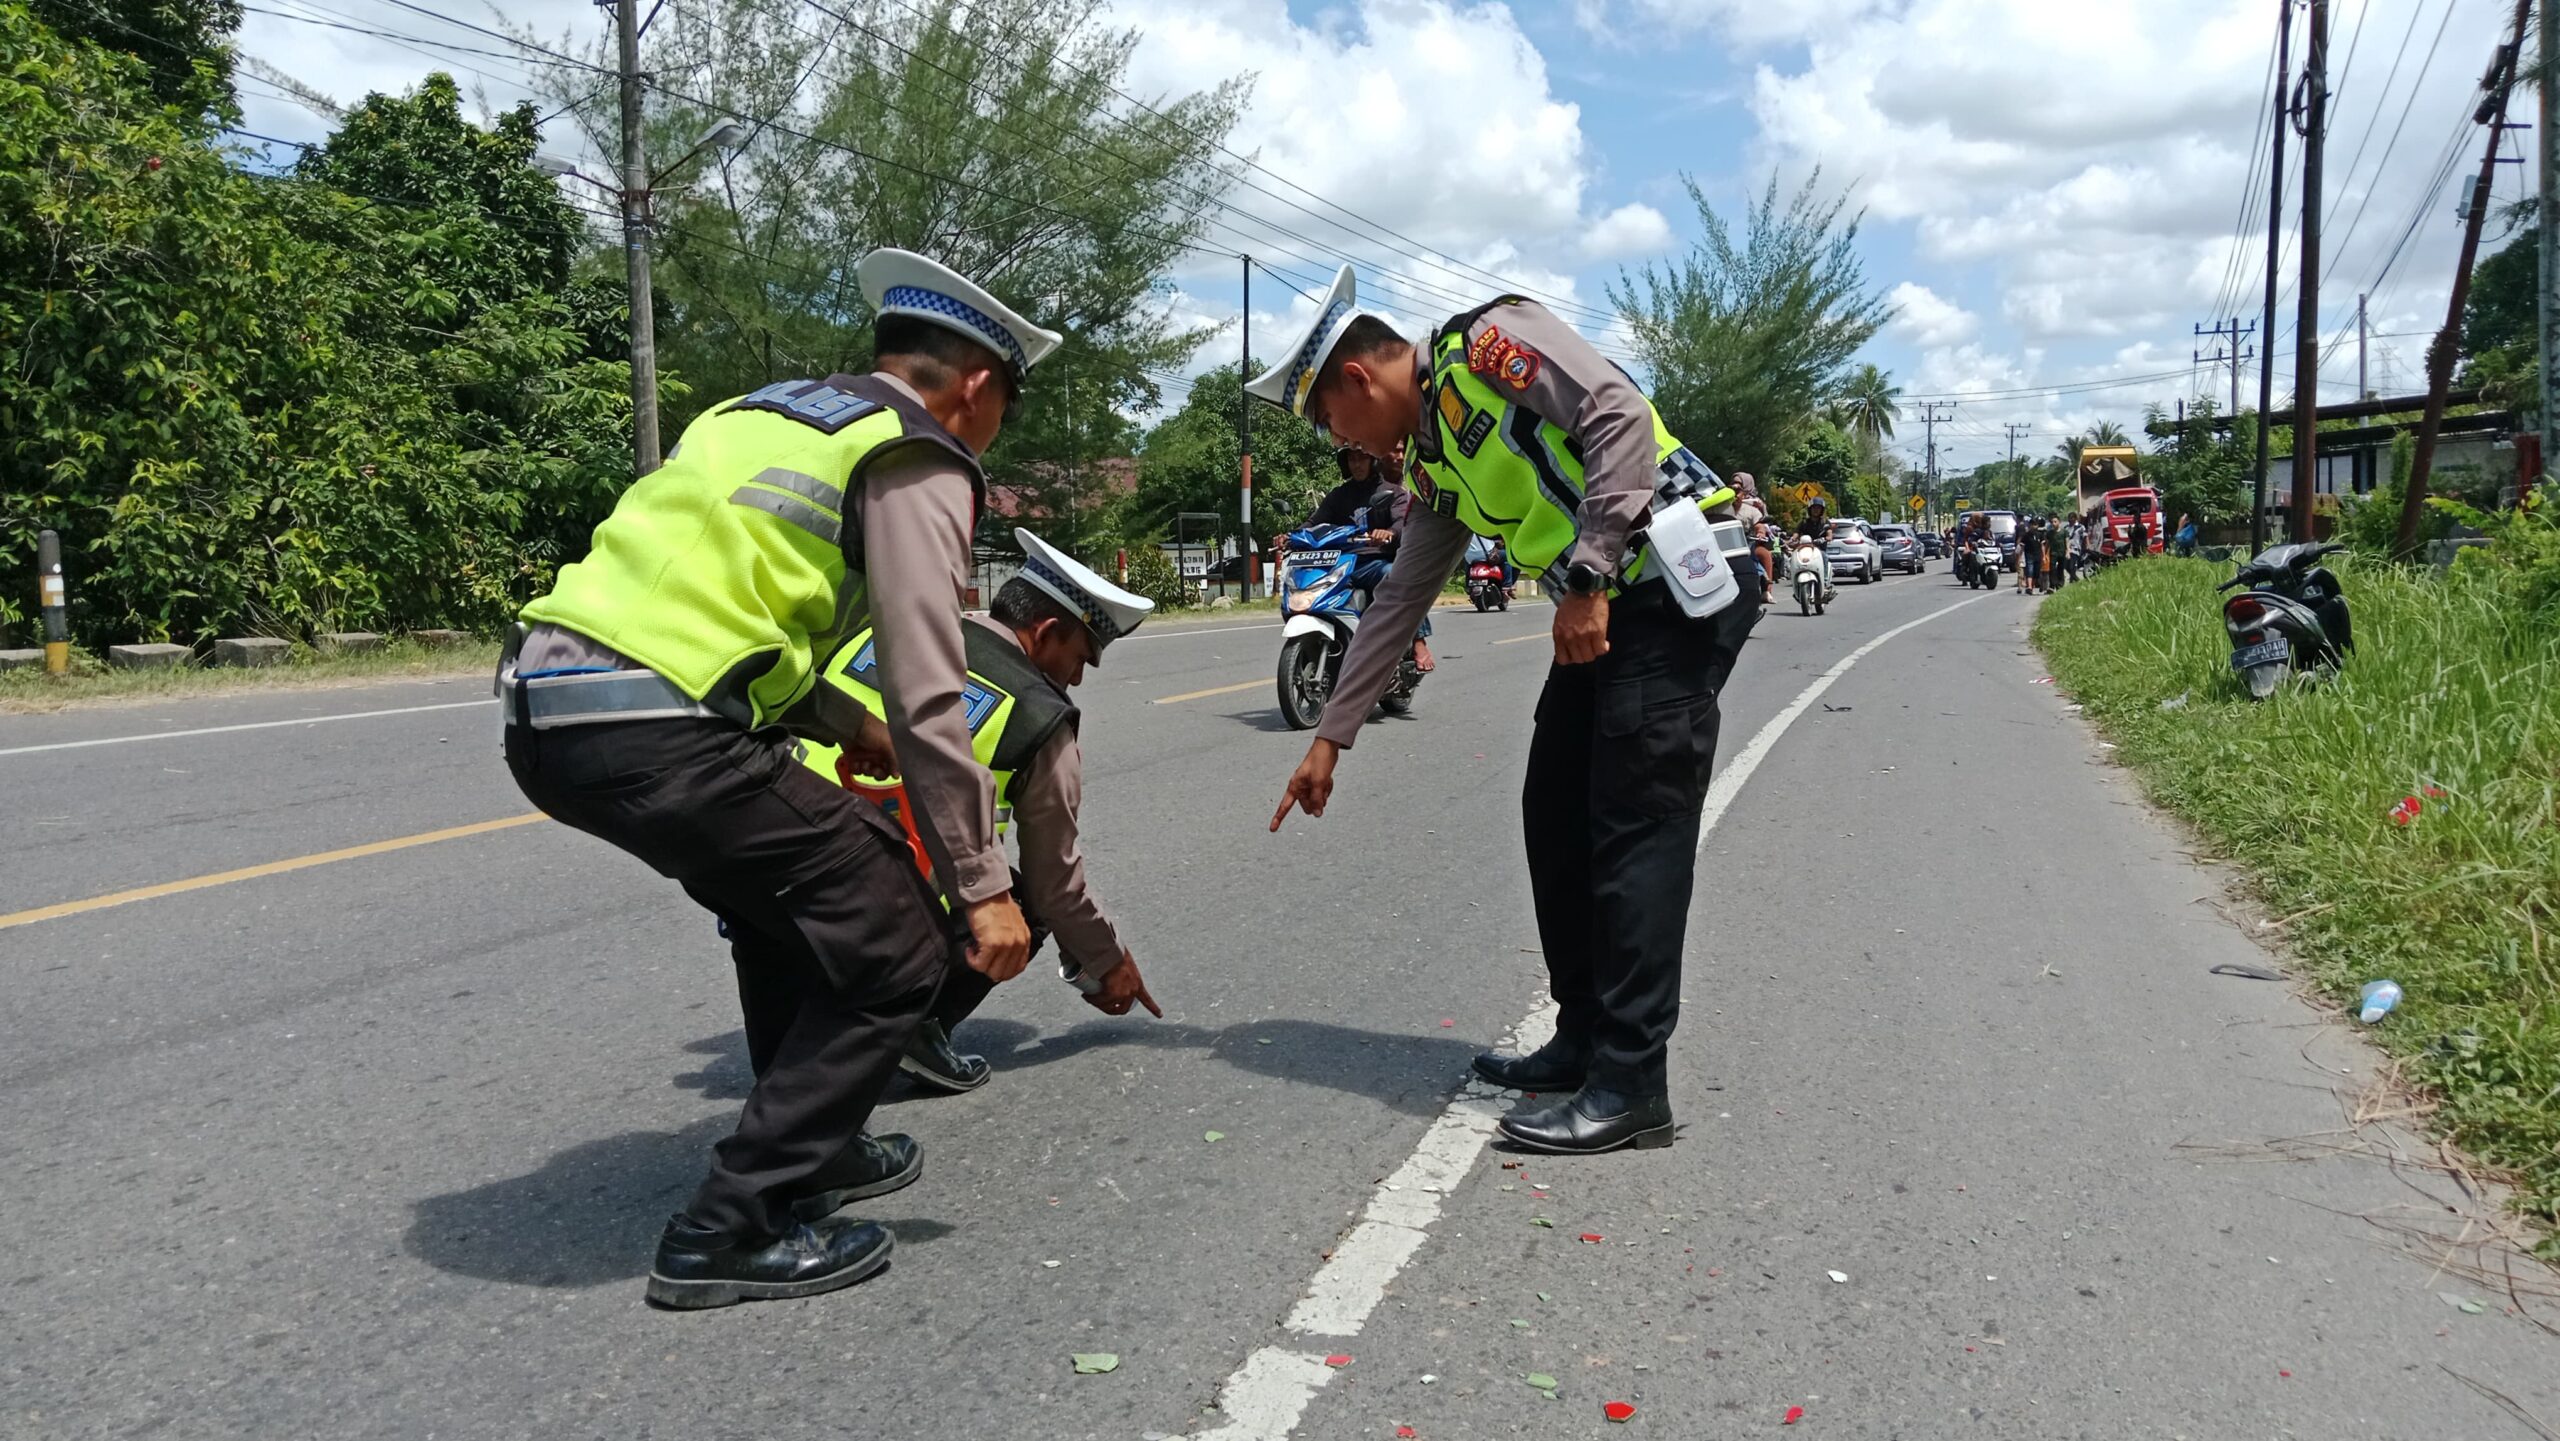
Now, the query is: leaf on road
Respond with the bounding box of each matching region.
[1536,1292,1551,1302]
[1604,1401,1637,1422]
[1510,1318,1531,1328]
[1532,1218,1554,1228]
[1071,1353,1119,1374]
[1524,1372,1559,1393]
[1203,1131,1225,1143]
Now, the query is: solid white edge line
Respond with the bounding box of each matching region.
[0,698,495,757]
[1191,590,1988,1436]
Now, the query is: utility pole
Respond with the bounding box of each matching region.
[2255,0,2294,554]
[1240,255,1254,600]
[2543,0,2559,490]
[2398,0,2532,556]
[2356,293,2369,400]
[1921,401,1957,493]
[614,0,660,475]
[2288,0,2328,543]
[2193,316,2256,417]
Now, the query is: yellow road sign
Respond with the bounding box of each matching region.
[1954,497,1974,510]
[1908,495,1927,511]
[1795,483,1824,503]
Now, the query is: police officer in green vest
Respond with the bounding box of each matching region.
[501,249,1059,1309]
[1259,265,1760,1155]
[798,528,1164,1092]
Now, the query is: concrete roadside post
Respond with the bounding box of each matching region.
[37,529,70,675]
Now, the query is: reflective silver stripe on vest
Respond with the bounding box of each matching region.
[730,486,842,547]
[747,466,846,514]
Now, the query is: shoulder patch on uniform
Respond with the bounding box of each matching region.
[1465,324,1542,391]
[728,380,883,434]
[1431,486,1460,518]
[1456,409,1496,458]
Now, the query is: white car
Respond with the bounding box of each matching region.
[1824,519,1884,584]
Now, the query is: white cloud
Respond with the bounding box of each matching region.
[1887,282,1976,347]
[1582,201,1673,258]
[1575,0,1891,47]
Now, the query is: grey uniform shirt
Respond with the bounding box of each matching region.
[1311,300,1663,750]
[982,621,1124,974]
[520,371,1007,907]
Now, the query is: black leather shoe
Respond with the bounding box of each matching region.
[788,1132,922,1223]
[1497,1087,1675,1154]
[1471,1047,1589,1093]
[899,1020,992,1093]
[645,1213,893,1309]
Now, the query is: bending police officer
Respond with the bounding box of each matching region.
[1258,266,1760,1155]
[797,530,1165,1091]
[500,250,1058,1309]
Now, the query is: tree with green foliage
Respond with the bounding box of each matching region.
[1774,418,1856,498]
[2139,399,2251,528]
[29,0,241,123]
[1133,362,1336,547]
[0,5,629,648]
[522,0,1245,493]
[1827,362,1901,465]
[2460,218,2539,416]
[1610,171,1892,476]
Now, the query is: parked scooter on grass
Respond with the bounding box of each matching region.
[2218,542,2353,700]
[1275,521,1423,730]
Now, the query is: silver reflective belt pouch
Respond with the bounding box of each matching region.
[1636,499,1744,620]
[497,666,722,729]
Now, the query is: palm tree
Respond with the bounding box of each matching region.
[2055,420,2132,470]
[1828,364,1902,459]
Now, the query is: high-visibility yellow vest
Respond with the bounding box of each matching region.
[521,375,983,729]
[1408,299,1731,590]
[800,621,1075,887]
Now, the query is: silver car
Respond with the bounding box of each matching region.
[1871,523,1925,574]
[1825,520,1884,584]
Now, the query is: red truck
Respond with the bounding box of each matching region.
[2076,446,2164,559]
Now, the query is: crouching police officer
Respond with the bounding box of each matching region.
[794,529,1165,1092]
[1259,266,1760,1155]
[500,250,1059,1308]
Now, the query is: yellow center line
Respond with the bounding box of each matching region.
[0,813,551,932]
[1153,678,1267,705]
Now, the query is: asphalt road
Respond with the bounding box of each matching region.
[4,574,2554,1440]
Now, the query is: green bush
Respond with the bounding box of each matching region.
[2036,557,2560,1247]
[1121,542,1195,611]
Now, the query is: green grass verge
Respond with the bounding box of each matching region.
[2035,557,2559,1249]
[0,639,499,713]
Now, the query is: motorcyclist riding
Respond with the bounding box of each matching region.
[1280,446,1434,672]
[1791,495,1835,592]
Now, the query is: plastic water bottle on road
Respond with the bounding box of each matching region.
[2357,980,2402,1024]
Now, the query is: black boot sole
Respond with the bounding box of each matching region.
[1496,1118,1677,1155]
[645,1231,895,1310]
[898,1052,992,1093]
[788,1149,924,1224]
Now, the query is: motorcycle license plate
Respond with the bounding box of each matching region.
[1293,549,1342,564]
[2231,637,2290,670]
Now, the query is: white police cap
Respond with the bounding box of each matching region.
[857,248,1063,379]
[1014,528,1153,664]
[1243,263,1390,418]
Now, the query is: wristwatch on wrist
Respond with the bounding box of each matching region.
[1558,562,1610,596]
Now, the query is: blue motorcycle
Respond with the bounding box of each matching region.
[1274,521,1423,731]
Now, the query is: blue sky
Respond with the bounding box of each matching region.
[233,0,2524,474]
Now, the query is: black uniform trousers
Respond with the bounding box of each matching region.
[1521,579,1758,1096]
[504,717,954,1242]
[728,874,1047,1076]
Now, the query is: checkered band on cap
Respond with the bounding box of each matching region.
[1022,553,1123,645]
[1654,447,1724,503]
[1285,297,1356,411]
[882,284,1028,373]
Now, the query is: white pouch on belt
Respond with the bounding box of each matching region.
[1638,499,1744,620]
